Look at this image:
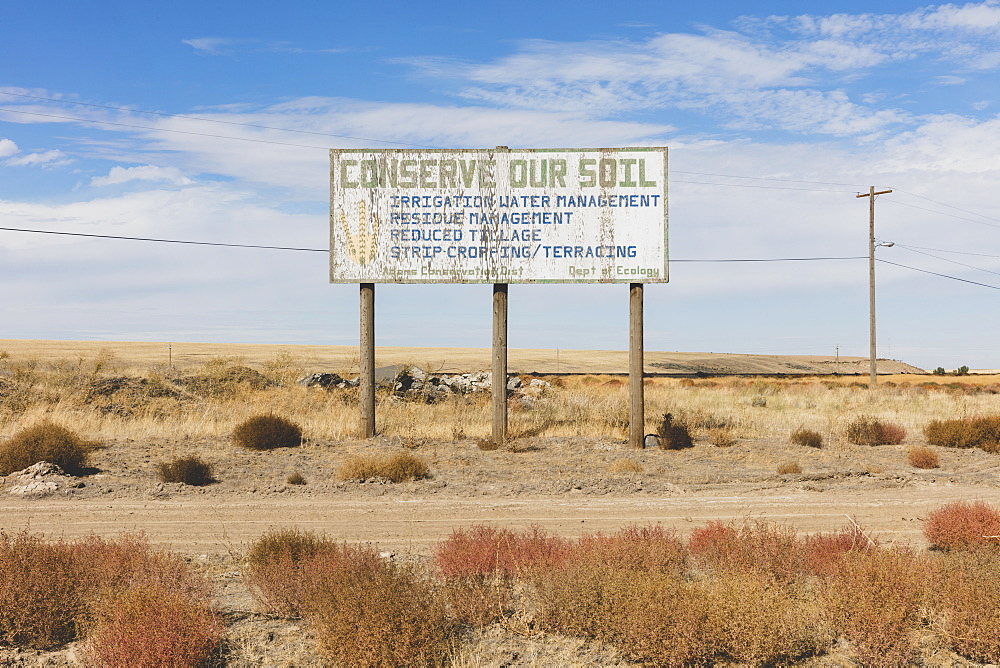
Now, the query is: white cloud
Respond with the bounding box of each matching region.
[0,138,17,157]
[182,37,240,55]
[90,165,193,187]
[6,149,69,166]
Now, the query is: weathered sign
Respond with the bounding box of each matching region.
[329,147,668,283]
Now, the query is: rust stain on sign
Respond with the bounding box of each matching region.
[329,147,668,284]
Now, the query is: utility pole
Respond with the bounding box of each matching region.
[856,186,892,388]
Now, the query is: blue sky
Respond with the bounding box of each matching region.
[2,0,999,369]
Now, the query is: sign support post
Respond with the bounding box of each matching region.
[629,283,644,448]
[360,282,376,438]
[492,283,508,443]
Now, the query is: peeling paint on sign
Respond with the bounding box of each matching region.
[329,147,668,283]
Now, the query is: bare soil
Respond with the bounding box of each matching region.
[3,432,1000,665]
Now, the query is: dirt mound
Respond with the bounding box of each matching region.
[648,353,925,376]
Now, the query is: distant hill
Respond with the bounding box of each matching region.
[0,340,925,376]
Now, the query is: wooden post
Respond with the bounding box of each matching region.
[629,282,644,448]
[493,283,508,443]
[856,186,892,389]
[360,283,376,438]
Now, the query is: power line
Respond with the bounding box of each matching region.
[877,258,1000,290]
[0,224,863,262]
[890,187,1000,226]
[0,226,327,252]
[895,245,1000,278]
[895,244,1000,258]
[882,198,1000,230]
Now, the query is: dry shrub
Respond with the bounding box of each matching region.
[933,549,1000,663]
[777,461,802,475]
[157,455,214,486]
[301,544,452,666]
[846,415,906,445]
[82,583,222,667]
[245,528,346,616]
[573,524,688,575]
[232,413,302,450]
[688,520,804,582]
[286,470,306,485]
[474,437,501,451]
[924,500,1000,551]
[0,532,82,649]
[924,415,1000,451]
[908,445,940,469]
[336,451,429,482]
[801,524,876,577]
[657,412,693,450]
[608,458,643,474]
[0,532,212,653]
[535,558,826,665]
[703,571,830,665]
[791,427,823,448]
[0,420,96,475]
[434,525,570,580]
[826,548,931,666]
[709,427,737,447]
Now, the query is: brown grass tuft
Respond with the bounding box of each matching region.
[286,470,306,485]
[777,461,802,475]
[924,415,1000,451]
[232,413,302,450]
[790,427,823,448]
[608,458,643,474]
[907,445,940,469]
[336,451,430,482]
[0,420,97,476]
[846,415,906,445]
[157,455,214,486]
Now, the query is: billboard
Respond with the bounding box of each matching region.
[329,147,667,284]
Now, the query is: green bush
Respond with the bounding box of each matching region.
[0,421,97,476]
[232,413,302,450]
[157,455,214,486]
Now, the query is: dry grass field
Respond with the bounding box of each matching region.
[1,339,999,665]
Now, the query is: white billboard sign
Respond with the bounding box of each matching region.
[329,147,667,283]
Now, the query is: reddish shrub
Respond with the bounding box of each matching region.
[83,583,222,667]
[689,520,803,582]
[574,524,688,575]
[434,525,570,580]
[925,501,1000,551]
[846,415,906,445]
[907,445,940,469]
[801,524,876,577]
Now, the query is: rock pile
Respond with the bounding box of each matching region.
[2,462,83,498]
[299,366,550,402]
